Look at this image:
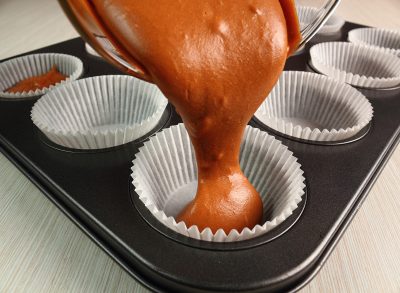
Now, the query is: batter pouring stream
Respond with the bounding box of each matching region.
[88,0,301,233]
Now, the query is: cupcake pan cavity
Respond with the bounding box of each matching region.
[0,53,83,99]
[31,75,168,150]
[132,124,305,242]
[310,42,400,88]
[348,28,400,57]
[255,71,373,142]
[1,24,400,293]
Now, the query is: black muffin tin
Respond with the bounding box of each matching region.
[1,22,399,292]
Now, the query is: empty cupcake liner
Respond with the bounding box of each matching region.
[31,75,168,150]
[131,124,305,242]
[310,42,400,88]
[0,53,83,99]
[348,28,400,57]
[255,71,373,142]
[296,6,344,35]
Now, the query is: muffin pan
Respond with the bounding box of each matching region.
[0,22,399,292]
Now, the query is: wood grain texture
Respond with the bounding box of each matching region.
[298,0,400,29]
[0,0,399,292]
[0,154,148,293]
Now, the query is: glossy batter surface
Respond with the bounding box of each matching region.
[90,0,300,233]
[7,66,66,93]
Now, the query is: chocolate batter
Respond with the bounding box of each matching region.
[83,0,300,233]
[7,66,66,93]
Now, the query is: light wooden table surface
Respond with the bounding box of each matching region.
[0,0,399,292]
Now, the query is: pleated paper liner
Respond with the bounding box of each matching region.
[255,71,373,143]
[348,28,400,57]
[310,42,400,89]
[296,5,344,35]
[0,53,83,99]
[131,124,305,243]
[31,75,168,150]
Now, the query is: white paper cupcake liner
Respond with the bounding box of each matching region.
[310,42,400,88]
[0,53,83,99]
[31,75,168,150]
[131,124,305,242]
[348,28,400,57]
[255,71,373,142]
[296,6,344,35]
